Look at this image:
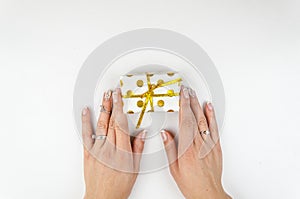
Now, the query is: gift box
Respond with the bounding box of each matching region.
[120,72,182,129]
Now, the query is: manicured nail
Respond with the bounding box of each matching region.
[188,88,196,97]
[113,90,118,103]
[104,90,112,101]
[160,129,167,142]
[82,106,88,115]
[116,87,122,93]
[141,130,147,141]
[207,101,213,110]
[183,87,189,99]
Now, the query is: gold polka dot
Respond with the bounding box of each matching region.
[127,90,133,96]
[167,89,174,95]
[167,109,174,112]
[157,100,164,107]
[136,80,144,87]
[157,79,164,85]
[167,72,175,76]
[120,80,123,87]
[126,74,133,77]
[127,110,134,114]
[137,100,144,108]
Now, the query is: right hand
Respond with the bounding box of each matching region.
[161,86,231,199]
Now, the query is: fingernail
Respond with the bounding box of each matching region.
[141,130,147,141]
[207,101,213,110]
[183,87,189,99]
[188,88,196,97]
[116,87,121,92]
[82,106,88,115]
[104,90,112,101]
[160,129,167,142]
[113,90,118,103]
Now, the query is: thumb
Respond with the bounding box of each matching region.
[161,129,178,175]
[132,130,147,172]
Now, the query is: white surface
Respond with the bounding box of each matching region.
[0,0,299,199]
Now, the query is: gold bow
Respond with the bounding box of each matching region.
[122,73,182,129]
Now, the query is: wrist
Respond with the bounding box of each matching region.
[84,192,130,199]
[84,193,93,199]
[213,190,232,199]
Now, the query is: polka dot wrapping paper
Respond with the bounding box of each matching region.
[120,72,182,129]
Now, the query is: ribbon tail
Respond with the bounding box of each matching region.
[136,95,150,129]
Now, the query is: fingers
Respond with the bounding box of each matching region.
[161,129,178,175]
[188,88,209,144]
[111,88,131,152]
[132,130,147,171]
[203,102,223,159]
[81,107,94,150]
[204,102,220,144]
[189,88,208,144]
[94,90,113,148]
[178,86,198,153]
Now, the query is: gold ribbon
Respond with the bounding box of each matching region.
[122,74,182,129]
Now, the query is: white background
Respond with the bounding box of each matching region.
[0,0,299,198]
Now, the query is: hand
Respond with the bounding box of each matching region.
[161,86,231,199]
[81,88,146,199]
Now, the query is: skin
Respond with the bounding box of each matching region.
[82,88,146,199]
[161,86,231,199]
[81,86,231,199]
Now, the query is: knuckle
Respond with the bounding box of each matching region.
[112,105,122,114]
[190,98,198,105]
[180,101,190,109]
[198,117,207,128]
[214,142,222,153]
[118,153,127,162]
[114,122,122,130]
[99,148,112,160]
[181,119,194,127]
[108,119,115,129]
[134,140,144,151]
[82,126,91,135]
[82,135,89,145]
[84,149,91,159]
[102,100,111,108]
[185,146,195,156]
[97,120,108,130]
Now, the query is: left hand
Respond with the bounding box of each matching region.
[81,88,146,199]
